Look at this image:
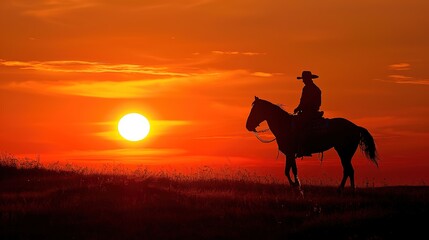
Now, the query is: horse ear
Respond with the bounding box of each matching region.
[254,96,259,100]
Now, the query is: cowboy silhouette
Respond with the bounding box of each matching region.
[294,70,322,157]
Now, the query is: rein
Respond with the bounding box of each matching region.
[252,128,282,160]
[252,128,276,143]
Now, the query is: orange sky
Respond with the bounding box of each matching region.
[1,0,428,185]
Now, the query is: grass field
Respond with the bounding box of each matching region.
[1,156,428,240]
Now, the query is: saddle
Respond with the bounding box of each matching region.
[293,111,327,133]
[293,112,328,158]
[308,113,329,134]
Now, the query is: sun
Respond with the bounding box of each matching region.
[118,113,150,141]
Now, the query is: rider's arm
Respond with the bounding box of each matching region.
[294,88,306,113]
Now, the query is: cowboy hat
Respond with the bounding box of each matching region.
[297,70,319,80]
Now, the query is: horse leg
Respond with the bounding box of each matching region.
[341,160,355,190]
[285,154,301,188]
[291,157,301,188]
[336,148,356,192]
[284,155,294,186]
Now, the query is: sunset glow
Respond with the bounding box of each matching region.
[1,0,428,186]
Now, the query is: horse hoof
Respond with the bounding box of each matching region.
[298,189,305,198]
[293,187,304,199]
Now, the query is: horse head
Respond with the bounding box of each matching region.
[246,96,268,132]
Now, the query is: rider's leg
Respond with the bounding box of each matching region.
[296,113,312,157]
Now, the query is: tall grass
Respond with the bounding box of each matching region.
[1,153,428,239]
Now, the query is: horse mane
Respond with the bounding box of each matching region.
[258,98,292,118]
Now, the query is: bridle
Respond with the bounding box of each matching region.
[250,103,285,144]
[248,102,287,160]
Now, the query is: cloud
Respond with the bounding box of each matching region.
[0,68,257,98]
[375,74,429,85]
[394,79,429,85]
[387,75,429,85]
[251,72,273,77]
[0,60,188,77]
[211,51,265,56]
[3,78,196,98]
[388,63,411,71]
[388,74,412,80]
[380,63,429,85]
[12,0,98,20]
[1,59,279,98]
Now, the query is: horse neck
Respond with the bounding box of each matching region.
[265,105,292,138]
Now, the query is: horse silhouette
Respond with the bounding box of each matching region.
[246,96,378,191]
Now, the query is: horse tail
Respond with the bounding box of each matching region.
[358,127,379,167]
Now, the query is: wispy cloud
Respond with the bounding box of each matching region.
[386,75,429,85]
[0,69,248,98]
[0,60,188,77]
[211,51,265,56]
[251,72,273,77]
[376,63,429,85]
[3,78,194,98]
[1,59,278,98]
[388,74,412,80]
[375,73,429,86]
[12,0,98,19]
[388,63,411,71]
